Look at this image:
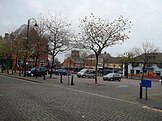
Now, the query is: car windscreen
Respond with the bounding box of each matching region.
[40,67,46,71]
[80,69,87,72]
[31,68,36,71]
[107,73,114,76]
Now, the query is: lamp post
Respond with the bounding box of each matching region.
[14,35,18,73]
[24,18,38,77]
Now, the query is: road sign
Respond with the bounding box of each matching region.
[140,80,152,100]
[141,80,152,88]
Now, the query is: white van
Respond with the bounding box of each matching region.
[77,69,95,78]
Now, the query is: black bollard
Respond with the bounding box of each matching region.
[12,68,13,75]
[68,74,70,85]
[145,87,148,100]
[60,74,63,83]
[43,74,46,80]
[139,83,143,99]
[7,69,9,74]
[35,74,37,79]
[19,68,21,76]
[71,75,74,85]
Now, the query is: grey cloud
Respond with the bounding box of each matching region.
[0,0,162,60]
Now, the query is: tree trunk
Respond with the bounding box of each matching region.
[35,55,38,67]
[49,55,55,78]
[102,62,105,76]
[95,54,99,84]
[141,63,146,80]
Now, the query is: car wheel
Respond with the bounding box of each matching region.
[110,78,113,81]
[82,75,86,78]
[118,78,121,81]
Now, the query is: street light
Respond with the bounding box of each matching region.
[24,18,38,77]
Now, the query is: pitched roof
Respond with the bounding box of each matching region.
[134,53,162,63]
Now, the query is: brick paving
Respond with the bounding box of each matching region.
[0,72,162,121]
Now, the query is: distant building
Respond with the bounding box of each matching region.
[8,24,48,70]
[62,50,84,69]
[128,53,162,79]
[62,51,122,74]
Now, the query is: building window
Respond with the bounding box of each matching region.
[136,70,140,74]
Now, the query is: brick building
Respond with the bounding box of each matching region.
[8,24,48,70]
[62,50,84,69]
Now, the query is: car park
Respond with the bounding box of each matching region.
[77,69,95,78]
[103,73,121,81]
[26,66,47,77]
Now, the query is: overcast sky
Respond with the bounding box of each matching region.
[1,0,162,62]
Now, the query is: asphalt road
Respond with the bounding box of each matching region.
[0,74,162,121]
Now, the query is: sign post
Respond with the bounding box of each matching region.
[140,80,152,100]
[145,87,148,100]
[139,83,143,99]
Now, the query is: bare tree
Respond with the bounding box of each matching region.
[45,14,73,78]
[132,41,160,79]
[79,50,90,66]
[32,15,48,67]
[101,52,111,72]
[78,13,131,84]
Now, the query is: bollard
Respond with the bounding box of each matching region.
[68,74,70,85]
[43,74,46,80]
[35,74,37,79]
[60,74,63,83]
[139,83,143,99]
[22,67,23,74]
[19,68,21,76]
[12,68,13,75]
[145,87,147,100]
[71,75,74,85]
[7,69,9,74]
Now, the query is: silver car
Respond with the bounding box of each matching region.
[103,73,121,81]
[77,69,95,78]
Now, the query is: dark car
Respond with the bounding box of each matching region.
[53,69,69,75]
[26,66,47,76]
[103,73,121,81]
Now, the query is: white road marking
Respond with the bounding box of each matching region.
[51,84,162,113]
[143,106,162,113]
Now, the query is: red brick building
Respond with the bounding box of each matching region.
[9,24,48,70]
[62,50,84,69]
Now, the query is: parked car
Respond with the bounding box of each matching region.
[26,66,47,76]
[77,69,95,78]
[103,73,121,81]
[53,69,69,75]
[48,69,56,74]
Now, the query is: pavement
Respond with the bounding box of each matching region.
[0,70,162,121]
[1,70,162,102]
